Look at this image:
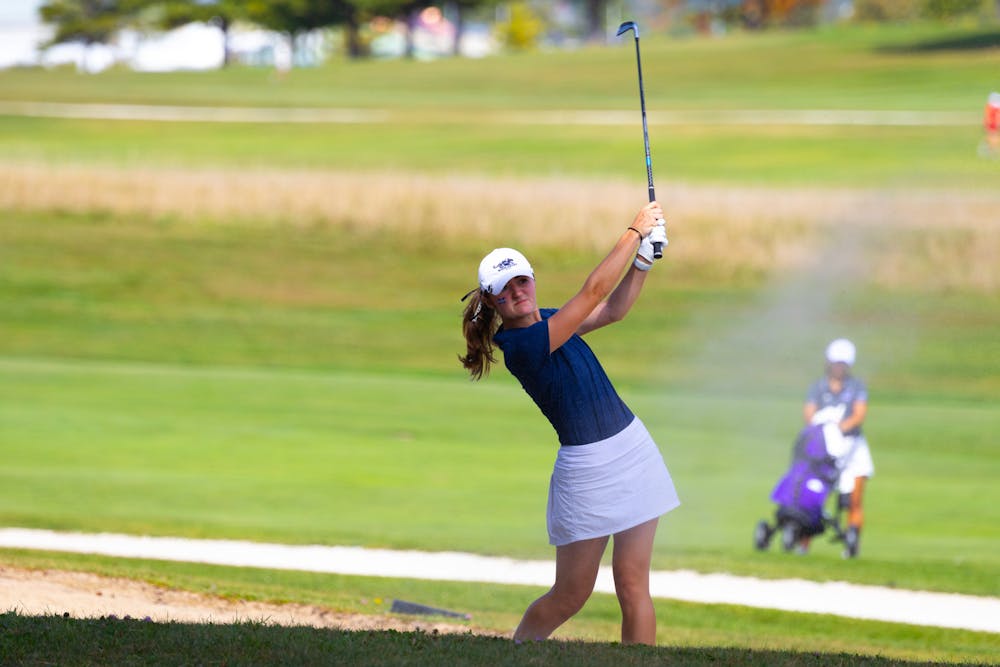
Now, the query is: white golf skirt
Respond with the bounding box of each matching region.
[546,417,680,546]
[838,435,874,494]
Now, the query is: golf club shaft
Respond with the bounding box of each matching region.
[633,36,655,206]
[619,21,663,259]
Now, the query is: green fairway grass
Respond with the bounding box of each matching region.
[1,23,998,111]
[1,22,999,188]
[1,213,998,599]
[2,355,999,599]
[2,115,996,188]
[1,19,999,663]
[3,616,995,667]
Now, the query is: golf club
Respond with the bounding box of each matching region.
[617,20,666,259]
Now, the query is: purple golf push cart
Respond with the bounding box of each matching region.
[754,424,858,557]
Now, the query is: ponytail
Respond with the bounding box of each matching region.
[458,290,499,381]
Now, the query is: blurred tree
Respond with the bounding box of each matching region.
[355,0,499,58]
[448,0,502,56]
[246,0,355,59]
[247,0,355,33]
[39,0,124,47]
[740,0,767,28]
[150,0,247,66]
[583,0,609,42]
[853,0,921,21]
[496,0,542,49]
[354,0,424,58]
[854,0,987,22]
[686,0,827,31]
[758,0,824,26]
[921,0,986,20]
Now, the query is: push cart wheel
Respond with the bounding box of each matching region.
[781,523,799,552]
[753,520,772,551]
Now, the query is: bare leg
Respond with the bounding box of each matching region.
[513,535,608,642]
[612,518,659,645]
[848,476,867,529]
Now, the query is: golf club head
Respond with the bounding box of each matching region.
[616,21,638,38]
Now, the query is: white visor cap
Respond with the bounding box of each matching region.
[826,338,856,366]
[478,248,534,295]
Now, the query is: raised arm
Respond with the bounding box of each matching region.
[547,202,663,353]
[576,254,649,336]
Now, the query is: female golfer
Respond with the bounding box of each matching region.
[803,338,873,558]
[458,201,679,645]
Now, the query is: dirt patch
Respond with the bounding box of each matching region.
[0,566,498,636]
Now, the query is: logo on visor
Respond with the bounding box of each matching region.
[494,258,516,271]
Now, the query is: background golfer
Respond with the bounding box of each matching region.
[458,201,679,645]
[804,338,873,556]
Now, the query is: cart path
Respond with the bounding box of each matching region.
[0,100,978,126]
[0,528,997,633]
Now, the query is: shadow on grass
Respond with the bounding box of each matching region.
[0,612,984,667]
[876,30,1000,53]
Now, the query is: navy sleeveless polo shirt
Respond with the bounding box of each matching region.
[494,308,634,446]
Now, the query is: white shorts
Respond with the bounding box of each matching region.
[546,417,680,546]
[838,435,874,494]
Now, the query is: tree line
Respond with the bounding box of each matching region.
[39,0,509,62]
[39,0,997,65]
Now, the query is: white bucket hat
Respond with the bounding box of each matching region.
[478,248,534,295]
[825,338,856,366]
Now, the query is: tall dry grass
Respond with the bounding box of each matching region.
[2,161,998,290]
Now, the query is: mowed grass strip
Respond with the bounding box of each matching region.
[1,23,999,189]
[1,116,997,188]
[0,22,997,111]
[1,553,998,664]
[3,613,992,667]
[2,352,998,595]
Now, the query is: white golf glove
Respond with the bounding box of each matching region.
[822,422,850,460]
[810,406,845,426]
[634,220,667,271]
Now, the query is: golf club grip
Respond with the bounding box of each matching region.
[648,186,662,259]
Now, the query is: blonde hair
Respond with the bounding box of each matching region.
[458,290,500,380]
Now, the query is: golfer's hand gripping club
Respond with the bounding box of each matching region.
[649,219,667,259]
[635,204,666,268]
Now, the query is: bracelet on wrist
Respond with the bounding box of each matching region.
[627,226,643,241]
[633,255,653,272]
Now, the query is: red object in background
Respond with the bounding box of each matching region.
[986,94,1000,132]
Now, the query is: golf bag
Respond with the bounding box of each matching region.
[754,424,855,555]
